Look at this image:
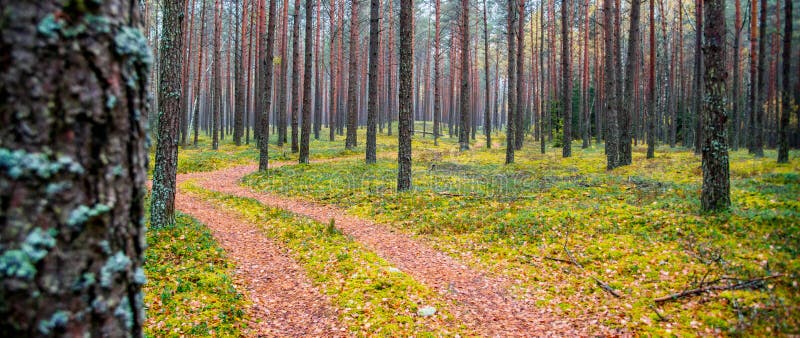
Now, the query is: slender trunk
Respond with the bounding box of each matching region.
[620,0,640,164]
[346,0,360,149]
[562,0,572,157]
[259,0,278,170]
[753,0,766,156]
[366,0,380,162]
[300,0,314,162]
[604,0,620,168]
[398,0,413,190]
[515,0,525,150]
[647,0,656,158]
[506,0,517,163]
[193,0,208,146]
[459,0,471,151]
[212,0,222,150]
[290,0,302,152]
[778,0,792,162]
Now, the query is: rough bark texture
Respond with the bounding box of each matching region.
[620,0,640,164]
[604,0,620,169]
[234,0,245,146]
[693,0,704,154]
[259,0,278,171]
[346,0,360,149]
[435,0,443,146]
[152,0,186,229]
[514,0,524,151]
[313,0,322,140]
[397,0,413,190]
[700,0,730,211]
[562,0,572,157]
[647,0,656,158]
[459,0,471,151]
[193,0,207,146]
[777,0,792,163]
[753,0,766,157]
[300,0,314,163]
[212,0,222,150]
[732,0,741,150]
[290,0,302,153]
[366,0,380,163]
[0,1,149,335]
[506,0,517,164]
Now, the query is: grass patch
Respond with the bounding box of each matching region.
[144,213,248,337]
[242,139,800,335]
[181,182,465,336]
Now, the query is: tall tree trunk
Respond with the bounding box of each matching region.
[620,0,640,164]
[541,4,547,153]
[0,0,149,334]
[459,0,471,151]
[346,0,360,149]
[278,0,290,145]
[259,0,278,170]
[314,0,322,140]
[692,0,703,154]
[562,0,572,157]
[152,0,186,228]
[731,0,741,150]
[194,0,208,146]
[647,0,656,158]
[366,0,380,162]
[301,0,314,163]
[235,0,246,145]
[604,0,620,168]
[387,0,396,136]
[753,0,766,157]
[701,0,730,211]
[181,0,195,147]
[506,0,517,163]
[514,0,525,150]
[212,0,222,150]
[397,0,413,190]
[582,0,591,149]
[435,0,443,146]
[778,0,792,163]
[290,0,302,153]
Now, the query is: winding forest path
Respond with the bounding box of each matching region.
[173,156,614,336]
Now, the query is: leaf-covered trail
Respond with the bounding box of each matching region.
[174,172,347,336]
[177,161,616,336]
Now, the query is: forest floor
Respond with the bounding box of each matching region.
[145,127,800,336]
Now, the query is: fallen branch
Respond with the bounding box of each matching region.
[559,244,623,298]
[654,274,784,303]
[544,256,578,266]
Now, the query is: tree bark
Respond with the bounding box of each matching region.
[300,0,314,163]
[0,0,150,334]
[562,0,572,157]
[366,0,380,163]
[212,0,222,150]
[620,0,640,164]
[700,0,730,211]
[506,0,517,164]
[459,0,471,151]
[753,0,766,157]
[152,0,186,229]
[397,0,413,190]
[290,0,302,153]
[259,0,278,170]
[604,0,620,168]
[647,0,656,158]
[777,0,792,163]
[346,0,360,149]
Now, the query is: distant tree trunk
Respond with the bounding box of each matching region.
[435,0,443,146]
[397,0,413,190]
[194,0,208,146]
[329,0,339,141]
[234,0,246,146]
[459,0,471,151]
[346,0,360,149]
[212,0,222,150]
[701,0,730,211]
[647,0,656,158]
[604,0,620,168]
[540,4,547,153]
[181,0,195,147]
[314,0,322,140]
[753,0,766,157]
[152,0,186,228]
[506,0,517,164]
[259,0,278,170]
[731,0,741,150]
[0,0,149,334]
[582,0,591,149]
[562,0,572,157]
[366,0,380,163]
[300,0,314,163]
[387,0,396,136]
[278,0,290,145]
[778,0,792,163]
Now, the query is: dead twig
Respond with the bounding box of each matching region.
[559,243,623,298]
[654,274,784,303]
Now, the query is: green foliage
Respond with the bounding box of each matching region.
[182,184,464,335]
[143,213,247,337]
[242,139,800,335]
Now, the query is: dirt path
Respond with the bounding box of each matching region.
[179,161,614,336]
[174,170,347,337]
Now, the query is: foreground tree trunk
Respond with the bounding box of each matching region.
[152,0,186,228]
[620,0,640,164]
[700,0,730,211]
[398,0,413,190]
[435,0,443,146]
[300,0,314,163]
[778,0,792,163]
[366,0,380,163]
[647,0,656,158]
[212,0,222,150]
[290,0,302,153]
[259,0,278,170]
[346,0,360,149]
[193,0,208,146]
[604,0,620,169]
[753,0,766,157]
[0,0,149,334]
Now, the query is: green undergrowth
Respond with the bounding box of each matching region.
[144,212,248,337]
[242,139,800,335]
[181,182,465,336]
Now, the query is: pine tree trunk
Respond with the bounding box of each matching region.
[397,0,413,190]
[619,0,640,164]
[300,0,314,163]
[194,0,208,146]
[700,0,730,211]
[647,0,656,158]
[212,0,222,150]
[259,0,278,170]
[777,0,792,163]
[506,0,517,164]
[346,0,360,149]
[290,0,301,153]
[562,0,573,157]
[753,0,766,157]
[152,0,186,229]
[604,0,620,168]
[459,0,471,151]
[0,1,149,334]
[366,0,380,163]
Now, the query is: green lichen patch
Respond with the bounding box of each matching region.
[100,251,131,288]
[0,148,84,179]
